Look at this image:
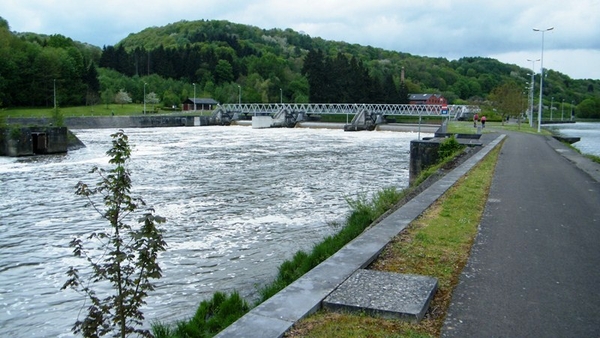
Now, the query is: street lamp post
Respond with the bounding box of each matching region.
[143,82,147,114]
[550,96,554,121]
[533,26,554,132]
[237,85,241,105]
[561,99,564,121]
[53,79,57,112]
[280,88,283,104]
[193,83,196,112]
[527,59,539,127]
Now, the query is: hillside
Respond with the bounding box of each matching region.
[1,17,599,117]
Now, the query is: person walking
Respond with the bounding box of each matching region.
[481,115,486,128]
[473,113,479,128]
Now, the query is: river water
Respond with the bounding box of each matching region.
[546,122,600,156]
[0,126,422,337]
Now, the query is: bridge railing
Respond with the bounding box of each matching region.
[219,103,480,118]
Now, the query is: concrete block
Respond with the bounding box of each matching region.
[323,269,438,322]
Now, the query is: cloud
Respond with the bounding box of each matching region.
[3,0,600,79]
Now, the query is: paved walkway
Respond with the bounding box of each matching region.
[442,132,600,337]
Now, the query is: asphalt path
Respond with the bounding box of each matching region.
[442,132,600,337]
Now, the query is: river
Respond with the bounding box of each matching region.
[546,121,600,156]
[0,126,422,337]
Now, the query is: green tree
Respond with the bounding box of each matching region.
[162,89,180,108]
[489,81,524,125]
[115,89,132,107]
[145,92,160,111]
[63,130,166,338]
[214,59,234,84]
[397,81,410,104]
[577,98,600,118]
[102,88,115,109]
[51,108,64,127]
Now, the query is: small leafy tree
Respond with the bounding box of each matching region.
[489,81,523,126]
[145,92,160,111]
[63,130,167,337]
[102,89,115,109]
[51,107,64,127]
[115,89,132,107]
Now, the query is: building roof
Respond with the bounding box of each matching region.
[184,98,219,104]
[409,93,440,101]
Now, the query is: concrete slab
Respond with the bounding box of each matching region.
[212,312,293,338]
[323,269,438,322]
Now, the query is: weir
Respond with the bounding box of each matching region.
[218,103,481,130]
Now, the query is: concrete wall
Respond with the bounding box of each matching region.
[0,127,68,157]
[409,140,441,185]
[252,116,273,129]
[7,115,211,129]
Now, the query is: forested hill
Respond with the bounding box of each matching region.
[1,17,599,117]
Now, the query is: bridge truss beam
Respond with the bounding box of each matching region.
[219,103,480,118]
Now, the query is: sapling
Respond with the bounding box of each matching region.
[63,129,166,338]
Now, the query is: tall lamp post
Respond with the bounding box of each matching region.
[280,88,283,104]
[53,79,57,112]
[143,82,147,114]
[193,83,196,112]
[550,96,554,121]
[533,26,554,132]
[527,58,539,127]
[237,85,241,105]
[561,99,564,121]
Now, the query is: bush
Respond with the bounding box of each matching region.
[438,135,464,160]
[153,291,250,338]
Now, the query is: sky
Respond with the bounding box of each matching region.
[3,0,600,80]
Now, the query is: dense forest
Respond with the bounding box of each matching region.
[1,17,599,117]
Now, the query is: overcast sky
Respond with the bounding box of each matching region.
[4,0,600,79]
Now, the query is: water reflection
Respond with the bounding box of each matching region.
[0,126,421,337]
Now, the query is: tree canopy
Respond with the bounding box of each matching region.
[0,17,598,118]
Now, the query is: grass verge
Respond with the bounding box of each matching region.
[447,120,552,135]
[587,154,600,164]
[285,141,503,338]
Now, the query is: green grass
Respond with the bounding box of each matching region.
[562,141,600,164]
[587,154,600,164]
[153,291,250,338]
[0,104,211,118]
[286,141,503,338]
[447,120,552,135]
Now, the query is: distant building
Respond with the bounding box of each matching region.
[409,94,446,105]
[182,98,219,111]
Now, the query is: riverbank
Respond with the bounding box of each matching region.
[285,129,600,337]
[287,136,502,338]
[207,134,504,338]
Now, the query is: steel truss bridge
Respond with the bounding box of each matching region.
[212,103,480,130]
[219,103,480,118]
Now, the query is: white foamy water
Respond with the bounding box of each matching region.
[0,126,424,337]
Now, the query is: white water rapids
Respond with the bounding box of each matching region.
[0,126,425,337]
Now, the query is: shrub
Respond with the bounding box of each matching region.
[438,135,464,160]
